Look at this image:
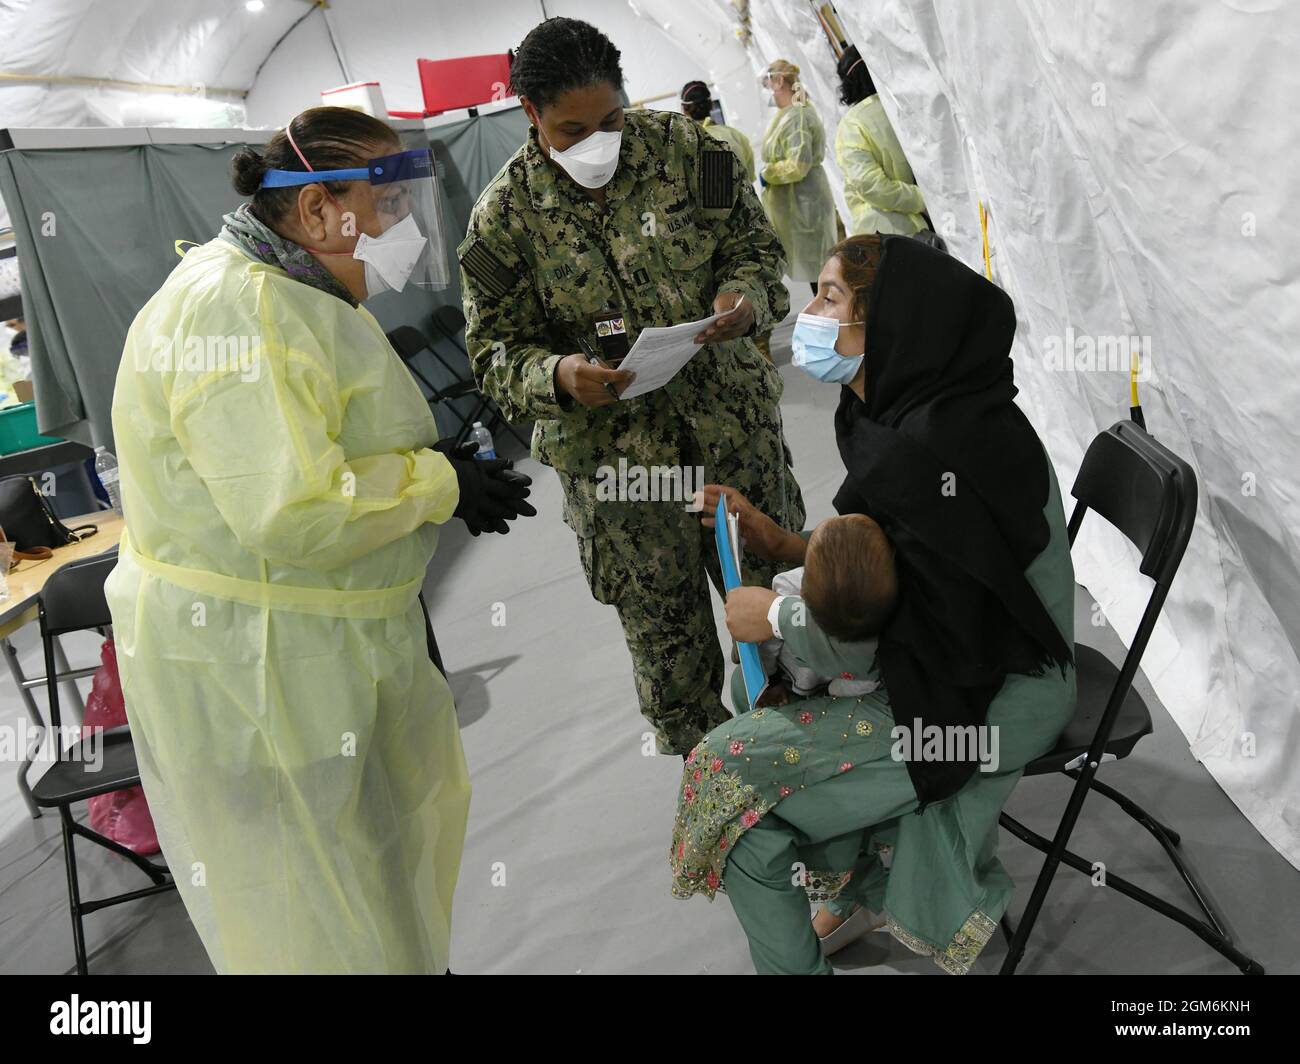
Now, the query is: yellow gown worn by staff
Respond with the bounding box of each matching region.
[105,238,471,974]
[760,101,838,282]
[836,95,927,236]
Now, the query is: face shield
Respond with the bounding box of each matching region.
[261,147,450,293]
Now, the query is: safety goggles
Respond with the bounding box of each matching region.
[261,148,449,290]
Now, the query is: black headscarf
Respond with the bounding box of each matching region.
[832,235,1072,809]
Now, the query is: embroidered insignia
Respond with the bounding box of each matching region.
[459,238,518,299]
[700,149,735,209]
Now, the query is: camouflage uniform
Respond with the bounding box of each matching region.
[458,109,805,754]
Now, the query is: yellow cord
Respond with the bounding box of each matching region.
[979,201,991,280]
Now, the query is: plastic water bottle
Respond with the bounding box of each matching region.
[468,422,497,460]
[94,445,123,512]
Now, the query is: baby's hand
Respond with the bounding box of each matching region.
[724,586,779,642]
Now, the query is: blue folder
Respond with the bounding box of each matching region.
[714,494,769,710]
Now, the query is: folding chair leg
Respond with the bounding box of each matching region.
[1070,771,1181,844]
[59,806,89,975]
[3,636,45,819]
[1000,811,1264,974]
[1067,772,1228,938]
[70,820,169,885]
[999,761,1099,974]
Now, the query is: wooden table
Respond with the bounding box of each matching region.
[1,510,123,818]
[0,510,123,637]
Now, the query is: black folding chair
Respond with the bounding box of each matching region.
[387,325,488,449]
[29,549,175,974]
[998,420,1263,974]
[427,305,530,450]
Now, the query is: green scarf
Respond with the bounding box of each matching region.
[219,202,358,308]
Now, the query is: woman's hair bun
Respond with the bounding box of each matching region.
[231,147,268,197]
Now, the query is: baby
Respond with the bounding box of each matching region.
[756,513,898,706]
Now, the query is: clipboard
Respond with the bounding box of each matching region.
[714,494,769,711]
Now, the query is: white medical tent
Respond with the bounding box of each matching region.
[0,0,1295,975]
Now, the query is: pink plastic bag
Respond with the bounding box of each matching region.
[81,638,161,856]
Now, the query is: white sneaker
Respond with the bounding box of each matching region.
[817,906,888,956]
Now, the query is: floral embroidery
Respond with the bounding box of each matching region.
[686,748,697,764]
[802,867,856,902]
[670,762,773,901]
[671,683,891,903]
[840,671,854,680]
[886,910,998,976]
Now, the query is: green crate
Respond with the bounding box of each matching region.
[0,402,64,455]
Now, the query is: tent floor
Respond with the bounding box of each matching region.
[3,320,1296,975]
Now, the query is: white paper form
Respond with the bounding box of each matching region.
[616,312,723,400]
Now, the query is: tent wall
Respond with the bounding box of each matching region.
[804,0,1298,866]
[637,0,1298,869]
[0,104,531,450]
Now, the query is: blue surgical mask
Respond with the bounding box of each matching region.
[791,312,864,384]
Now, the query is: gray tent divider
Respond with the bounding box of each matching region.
[0,104,531,452]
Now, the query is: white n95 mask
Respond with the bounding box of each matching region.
[548,129,623,190]
[353,213,428,298]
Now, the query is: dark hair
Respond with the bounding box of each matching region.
[680,80,712,121]
[509,17,623,112]
[230,106,399,224]
[803,514,898,642]
[829,233,886,326]
[837,45,876,106]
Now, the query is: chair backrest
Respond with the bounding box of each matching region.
[1066,421,1197,763]
[40,548,118,635]
[431,304,467,340]
[1068,420,1197,590]
[386,325,431,366]
[40,548,118,737]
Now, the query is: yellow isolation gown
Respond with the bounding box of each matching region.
[105,238,470,973]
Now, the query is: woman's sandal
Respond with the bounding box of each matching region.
[818,906,888,956]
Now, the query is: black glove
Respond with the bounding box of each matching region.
[434,438,480,462]
[436,438,536,535]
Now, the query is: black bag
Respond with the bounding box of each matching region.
[0,474,98,555]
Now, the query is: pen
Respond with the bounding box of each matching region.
[577,338,621,401]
